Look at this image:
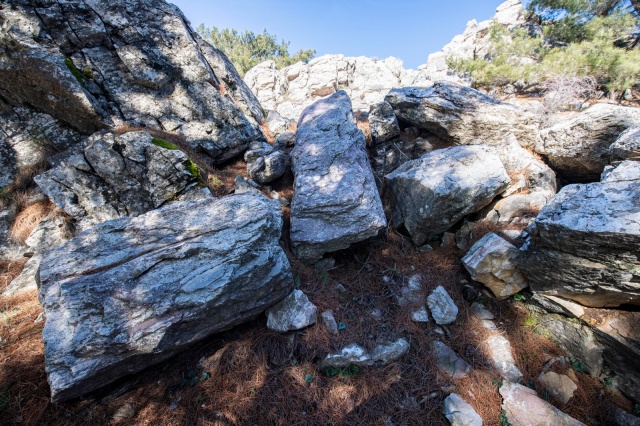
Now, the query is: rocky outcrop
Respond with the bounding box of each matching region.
[384,145,509,245]
[500,382,585,426]
[38,194,293,402]
[0,0,263,165]
[536,104,640,181]
[244,55,430,121]
[385,83,539,149]
[290,91,386,260]
[34,131,200,231]
[462,233,528,299]
[521,180,640,308]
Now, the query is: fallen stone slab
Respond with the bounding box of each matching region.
[384,145,509,245]
[500,381,585,426]
[290,90,386,260]
[319,339,410,369]
[38,194,293,402]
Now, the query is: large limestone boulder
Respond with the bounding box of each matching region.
[0,0,263,165]
[38,194,293,402]
[244,55,431,121]
[384,145,509,245]
[34,131,199,231]
[521,180,640,307]
[385,83,539,149]
[536,104,640,181]
[290,91,386,260]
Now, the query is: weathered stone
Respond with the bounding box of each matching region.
[290,90,386,260]
[38,194,293,402]
[234,175,262,195]
[0,0,262,165]
[537,104,640,181]
[385,83,539,149]
[321,310,339,335]
[427,286,458,325]
[266,289,317,332]
[470,302,494,320]
[610,127,640,161]
[266,110,294,137]
[462,233,528,299]
[485,333,523,382]
[443,393,483,426]
[369,101,400,143]
[432,341,472,379]
[538,371,577,406]
[385,145,509,245]
[521,180,640,307]
[274,131,296,150]
[244,55,431,122]
[397,275,428,322]
[601,160,640,182]
[500,382,585,426]
[319,339,410,369]
[34,131,197,230]
[530,294,585,319]
[245,141,288,184]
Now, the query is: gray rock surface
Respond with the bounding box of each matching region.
[462,233,528,299]
[265,110,294,138]
[500,382,585,426]
[601,160,640,182]
[245,141,288,184]
[0,0,263,165]
[610,126,640,161]
[537,104,640,181]
[290,91,386,260]
[34,131,197,230]
[266,289,317,332]
[369,101,400,143]
[385,145,509,245]
[432,341,472,379]
[319,339,410,369]
[521,180,640,307]
[321,310,339,335]
[485,333,523,383]
[38,194,293,402]
[427,286,458,325]
[244,55,431,122]
[385,83,539,149]
[538,371,577,406]
[443,393,483,426]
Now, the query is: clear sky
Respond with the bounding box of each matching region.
[169,0,514,70]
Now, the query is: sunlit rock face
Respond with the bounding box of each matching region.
[38,194,292,403]
[290,90,386,261]
[0,0,263,165]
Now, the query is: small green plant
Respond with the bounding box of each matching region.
[513,293,525,301]
[151,137,179,150]
[601,377,613,388]
[304,373,313,383]
[523,313,539,328]
[570,358,586,373]
[184,159,202,181]
[499,410,512,426]
[337,322,346,331]
[64,58,92,83]
[208,174,223,189]
[492,378,503,389]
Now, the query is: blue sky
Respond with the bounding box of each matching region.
[170,0,514,69]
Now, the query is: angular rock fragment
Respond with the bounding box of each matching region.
[385,145,509,245]
[245,141,288,184]
[500,382,585,426]
[38,194,292,402]
[601,160,640,182]
[462,233,528,299]
[432,341,472,379]
[485,334,523,383]
[319,339,410,369]
[290,90,386,260]
[368,101,400,143]
[385,83,539,148]
[521,180,640,307]
[443,393,483,426]
[538,371,577,406]
[427,286,459,325]
[610,126,640,161]
[266,289,318,332]
[321,310,339,335]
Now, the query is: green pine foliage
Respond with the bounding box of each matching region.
[447,1,640,94]
[197,25,315,77]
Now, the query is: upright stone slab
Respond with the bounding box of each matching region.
[290,90,386,260]
[38,194,293,402]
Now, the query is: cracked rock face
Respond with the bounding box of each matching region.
[385,82,539,149]
[290,90,386,261]
[384,145,509,245]
[521,180,640,308]
[537,104,640,181]
[0,0,263,165]
[34,131,197,231]
[38,194,293,402]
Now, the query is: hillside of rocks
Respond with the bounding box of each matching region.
[1,0,639,425]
